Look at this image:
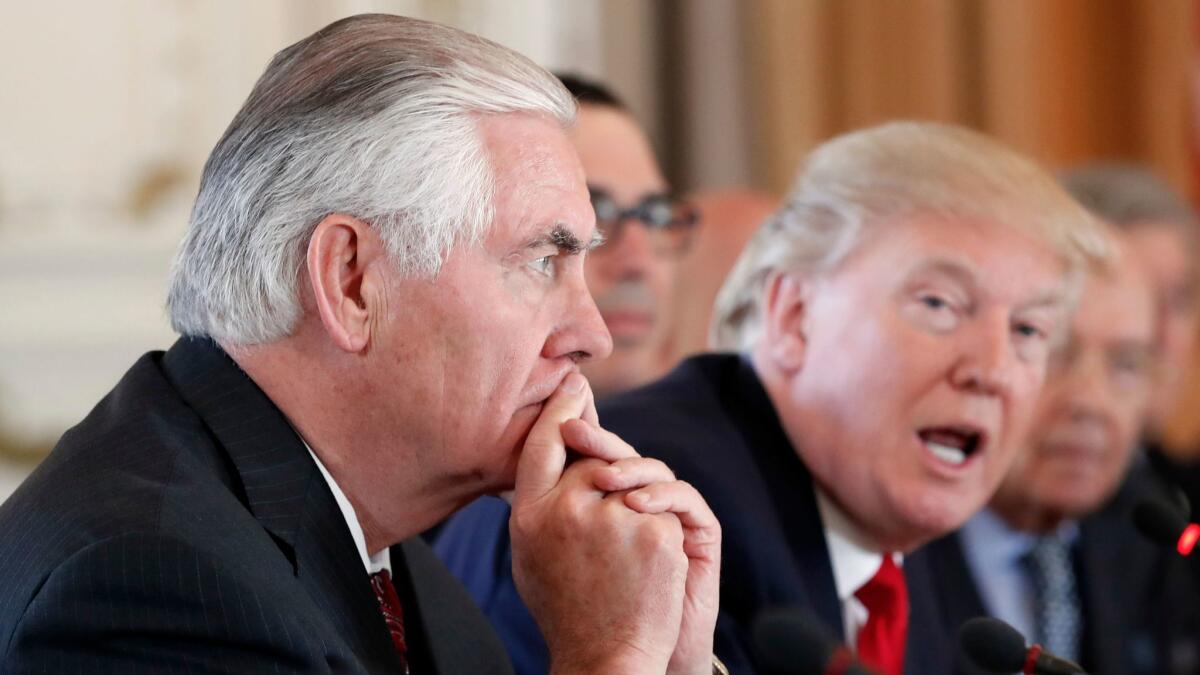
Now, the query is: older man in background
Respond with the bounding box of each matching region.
[1060,165,1200,507]
[922,236,1200,674]
[0,16,721,674]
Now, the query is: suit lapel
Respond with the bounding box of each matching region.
[162,337,314,550]
[725,358,844,637]
[903,546,961,675]
[162,337,400,671]
[393,538,514,675]
[918,534,989,637]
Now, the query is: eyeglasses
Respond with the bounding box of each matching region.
[589,186,699,255]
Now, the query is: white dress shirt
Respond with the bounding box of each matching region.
[305,444,392,576]
[815,488,902,650]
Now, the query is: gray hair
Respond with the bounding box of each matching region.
[167,14,576,345]
[1060,163,1197,235]
[711,121,1111,351]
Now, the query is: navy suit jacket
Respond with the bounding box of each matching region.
[922,466,1200,675]
[0,337,512,674]
[435,353,954,674]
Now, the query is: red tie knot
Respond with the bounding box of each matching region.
[855,554,905,613]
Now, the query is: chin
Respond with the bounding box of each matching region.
[897,486,983,546]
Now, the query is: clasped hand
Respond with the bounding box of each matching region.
[510,373,721,675]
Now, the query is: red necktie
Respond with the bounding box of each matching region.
[854,555,908,675]
[370,569,410,673]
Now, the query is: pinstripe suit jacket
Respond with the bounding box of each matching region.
[0,337,513,674]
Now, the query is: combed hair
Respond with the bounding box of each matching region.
[711,121,1111,351]
[167,14,576,345]
[1060,163,1197,234]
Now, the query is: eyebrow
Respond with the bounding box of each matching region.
[1015,291,1068,311]
[908,258,1066,309]
[906,258,978,291]
[525,224,603,255]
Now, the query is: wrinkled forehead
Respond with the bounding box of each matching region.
[1073,244,1156,340]
[479,113,595,244]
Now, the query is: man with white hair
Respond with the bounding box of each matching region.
[0,15,721,674]
[431,73,704,675]
[596,122,1109,673]
[1060,164,1200,509]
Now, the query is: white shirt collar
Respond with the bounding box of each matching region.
[815,487,902,650]
[305,444,391,576]
[815,488,898,601]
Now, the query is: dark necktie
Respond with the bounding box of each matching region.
[370,569,410,673]
[1024,534,1081,663]
[855,555,909,675]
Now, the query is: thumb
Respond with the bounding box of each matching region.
[512,372,591,507]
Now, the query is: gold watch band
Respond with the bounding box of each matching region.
[712,654,730,675]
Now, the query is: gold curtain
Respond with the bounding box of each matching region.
[741,0,1195,200]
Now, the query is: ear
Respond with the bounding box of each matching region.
[306,213,387,354]
[760,271,810,374]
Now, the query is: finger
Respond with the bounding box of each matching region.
[589,457,676,493]
[555,456,615,494]
[581,381,599,426]
[623,482,721,559]
[512,373,590,506]
[561,419,640,463]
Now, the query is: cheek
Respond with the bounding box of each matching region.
[1008,369,1050,426]
[647,262,675,300]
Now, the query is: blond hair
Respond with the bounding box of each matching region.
[711,121,1110,350]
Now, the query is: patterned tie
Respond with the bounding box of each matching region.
[855,555,909,675]
[1023,535,1081,663]
[370,569,410,673]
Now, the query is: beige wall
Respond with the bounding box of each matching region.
[0,0,613,496]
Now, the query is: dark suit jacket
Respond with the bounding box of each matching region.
[434,353,954,674]
[922,467,1200,675]
[0,337,512,674]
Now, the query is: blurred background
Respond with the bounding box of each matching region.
[1,0,1197,498]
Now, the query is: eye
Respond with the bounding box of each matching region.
[901,289,962,333]
[1012,322,1045,340]
[920,294,950,311]
[527,255,555,277]
[1110,350,1149,376]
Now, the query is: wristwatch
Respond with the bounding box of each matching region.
[712,655,730,675]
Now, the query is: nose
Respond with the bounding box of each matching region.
[950,313,1017,398]
[542,270,614,364]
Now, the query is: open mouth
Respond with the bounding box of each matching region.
[918,427,984,467]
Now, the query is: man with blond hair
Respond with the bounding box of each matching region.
[605,122,1107,673]
[0,15,721,674]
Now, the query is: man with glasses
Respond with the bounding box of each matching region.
[431,74,699,675]
[563,75,699,398]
